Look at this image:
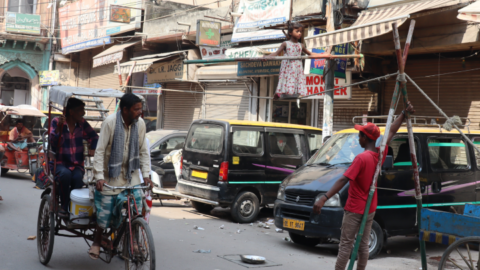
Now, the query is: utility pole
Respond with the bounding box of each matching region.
[322,0,336,140]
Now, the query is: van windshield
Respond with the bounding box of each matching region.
[307,133,364,166]
[185,124,224,154]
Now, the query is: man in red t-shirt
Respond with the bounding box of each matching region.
[313,102,415,270]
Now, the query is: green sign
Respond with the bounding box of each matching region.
[196,20,221,47]
[6,12,41,35]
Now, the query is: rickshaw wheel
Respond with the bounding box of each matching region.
[124,218,156,270]
[438,236,480,270]
[37,194,55,265]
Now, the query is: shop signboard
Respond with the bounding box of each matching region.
[59,0,142,54]
[6,12,41,35]
[305,27,349,79]
[133,89,162,95]
[196,20,221,47]
[304,71,352,99]
[110,5,131,23]
[231,0,291,43]
[147,59,184,84]
[237,60,282,76]
[39,70,60,86]
[93,51,123,67]
[143,73,161,88]
[200,34,236,60]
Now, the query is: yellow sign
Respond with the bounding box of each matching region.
[147,59,185,84]
[232,156,240,165]
[39,70,59,86]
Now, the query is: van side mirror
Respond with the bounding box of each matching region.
[382,155,393,170]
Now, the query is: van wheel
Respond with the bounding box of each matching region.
[1,168,8,176]
[231,191,260,223]
[191,201,214,214]
[368,220,384,259]
[289,232,321,247]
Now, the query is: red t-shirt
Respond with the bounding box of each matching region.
[343,146,388,214]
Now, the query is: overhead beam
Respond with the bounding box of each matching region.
[12,40,16,49]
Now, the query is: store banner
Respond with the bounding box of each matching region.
[304,27,349,79]
[304,71,352,99]
[231,43,282,76]
[59,0,141,54]
[6,12,41,35]
[231,0,291,43]
[39,70,60,86]
[147,59,184,84]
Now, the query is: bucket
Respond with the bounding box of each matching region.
[70,188,94,225]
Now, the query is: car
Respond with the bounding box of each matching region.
[173,119,323,223]
[144,117,157,133]
[274,124,480,259]
[146,129,187,188]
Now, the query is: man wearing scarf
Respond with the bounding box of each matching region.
[89,93,151,259]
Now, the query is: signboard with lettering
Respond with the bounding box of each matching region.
[305,27,350,79]
[59,0,142,54]
[133,88,162,95]
[110,5,131,23]
[304,71,352,99]
[196,20,221,47]
[6,12,41,35]
[237,60,282,76]
[93,51,123,67]
[231,0,291,43]
[39,70,60,86]
[147,59,185,84]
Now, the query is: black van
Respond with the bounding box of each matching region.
[173,119,322,223]
[274,126,480,258]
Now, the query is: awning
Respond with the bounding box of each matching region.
[196,65,239,80]
[0,105,46,117]
[305,0,461,49]
[113,50,188,74]
[49,86,141,107]
[458,1,480,22]
[92,41,140,68]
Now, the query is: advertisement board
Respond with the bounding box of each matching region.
[304,71,352,99]
[237,60,282,76]
[39,70,60,86]
[6,12,41,35]
[147,59,185,84]
[59,0,141,54]
[196,20,221,47]
[110,5,131,23]
[231,0,291,43]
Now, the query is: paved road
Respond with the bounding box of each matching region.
[1,172,448,270]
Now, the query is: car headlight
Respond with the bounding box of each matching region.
[277,185,285,201]
[315,193,341,207]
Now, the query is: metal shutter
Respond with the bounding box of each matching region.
[163,82,204,131]
[382,58,480,130]
[77,50,91,88]
[317,85,378,131]
[204,82,251,120]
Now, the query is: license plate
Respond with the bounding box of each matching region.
[192,170,208,179]
[283,218,305,231]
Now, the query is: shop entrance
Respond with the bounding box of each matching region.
[1,71,31,106]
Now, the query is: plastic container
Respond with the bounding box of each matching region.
[70,188,94,225]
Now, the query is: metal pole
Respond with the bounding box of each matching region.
[322,59,336,140]
[123,62,136,94]
[116,60,123,87]
[183,54,364,64]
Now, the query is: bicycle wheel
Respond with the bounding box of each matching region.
[124,218,156,270]
[37,195,55,265]
[438,236,480,270]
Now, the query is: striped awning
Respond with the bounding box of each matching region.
[92,41,140,68]
[114,57,175,74]
[305,0,461,49]
[458,0,480,22]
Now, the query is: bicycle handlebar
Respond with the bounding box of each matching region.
[103,183,151,191]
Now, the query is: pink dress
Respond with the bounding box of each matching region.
[276,41,307,96]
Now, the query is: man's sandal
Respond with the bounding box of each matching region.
[88,244,100,260]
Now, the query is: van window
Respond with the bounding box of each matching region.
[307,133,362,165]
[428,138,469,170]
[158,137,185,154]
[232,130,263,155]
[389,137,420,169]
[185,124,224,154]
[308,134,323,153]
[267,132,302,157]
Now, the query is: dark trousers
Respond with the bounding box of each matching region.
[55,165,84,211]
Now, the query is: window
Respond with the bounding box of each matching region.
[307,133,323,154]
[8,0,34,14]
[267,132,302,157]
[232,130,263,155]
[388,137,420,169]
[428,138,469,171]
[185,124,224,154]
[158,137,185,155]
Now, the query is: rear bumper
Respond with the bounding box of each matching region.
[175,178,222,206]
[274,199,344,239]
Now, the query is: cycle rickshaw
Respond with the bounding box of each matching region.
[36,86,155,269]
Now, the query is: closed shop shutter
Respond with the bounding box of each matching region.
[204,82,251,120]
[382,58,480,130]
[317,86,378,131]
[163,82,203,131]
[77,50,92,88]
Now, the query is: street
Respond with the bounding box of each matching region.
[1,172,449,270]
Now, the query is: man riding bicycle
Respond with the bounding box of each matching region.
[90,93,152,259]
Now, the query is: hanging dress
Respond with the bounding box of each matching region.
[275,40,307,98]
